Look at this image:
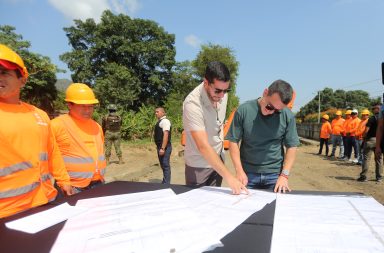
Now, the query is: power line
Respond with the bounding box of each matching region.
[336,78,380,89]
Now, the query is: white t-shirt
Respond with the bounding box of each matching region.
[159,116,171,131]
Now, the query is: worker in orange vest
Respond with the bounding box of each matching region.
[0,44,72,218]
[345,109,361,163]
[341,110,352,160]
[51,83,106,194]
[329,110,345,158]
[318,114,332,156]
[355,109,370,165]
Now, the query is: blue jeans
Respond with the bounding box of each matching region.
[246,172,279,190]
[157,143,172,184]
[331,135,344,158]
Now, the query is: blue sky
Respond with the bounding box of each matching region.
[2,0,384,111]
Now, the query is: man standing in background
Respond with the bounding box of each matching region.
[318,114,332,156]
[358,105,382,182]
[154,107,172,184]
[329,110,345,159]
[103,104,124,165]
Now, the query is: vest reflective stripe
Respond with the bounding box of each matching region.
[41,173,52,182]
[0,161,33,177]
[100,168,106,176]
[0,181,40,198]
[68,171,94,179]
[63,156,94,164]
[99,155,105,161]
[39,152,48,161]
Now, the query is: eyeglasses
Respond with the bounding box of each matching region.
[214,88,231,94]
[209,83,231,94]
[265,103,280,113]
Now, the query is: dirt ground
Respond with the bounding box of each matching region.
[104,139,384,204]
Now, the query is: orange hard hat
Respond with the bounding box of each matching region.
[345,110,352,115]
[0,44,28,78]
[65,83,99,104]
[336,110,342,116]
[361,109,370,115]
[322,114,329,120]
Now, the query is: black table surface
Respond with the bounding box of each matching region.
[0,181,363,253]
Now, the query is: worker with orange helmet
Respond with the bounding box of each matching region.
[344,109,361,163]
[318,114,332,156]
[329,110,345,158]
[355,109,370,165]
[341,109,352,160]
[0,44,73,218]
[51,83,106,193]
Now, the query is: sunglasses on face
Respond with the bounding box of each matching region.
[265,103,280,113]
[209,83,231,94]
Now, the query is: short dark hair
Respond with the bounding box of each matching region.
[267,79,293,105]
[204,61,230,84]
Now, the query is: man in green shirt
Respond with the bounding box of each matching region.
[226,80,299,193]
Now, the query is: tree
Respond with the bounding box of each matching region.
[164,61,199,133]
[192,43,240,117]
[296,87,381,121]
[60,10,176,110]
[0,25,60,113]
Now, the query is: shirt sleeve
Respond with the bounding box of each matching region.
[160,119,171,131]
[183,100,205,132]
[46,117,71,186]
[225,108,243,143]
[283,112,300,148]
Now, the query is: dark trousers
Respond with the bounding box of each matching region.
[318,138,329,155]
[157,143,172,184]
[345,136,358,159]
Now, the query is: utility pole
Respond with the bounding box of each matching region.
[318,91,321,123]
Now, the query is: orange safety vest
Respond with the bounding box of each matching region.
[54,114,106,188]
[331,118,345,135]
[0,103,58,218]
[342,117,351,136]
[356,118,368,140]
[347,117,361,136]
[223,109,237,150]
[320,121,332,139]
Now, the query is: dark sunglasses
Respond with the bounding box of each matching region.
[209,83,231,94]
[265,103,280,113]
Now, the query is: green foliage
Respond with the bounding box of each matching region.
[297,87,381,121]
[120,104,157,140]
[0,25,61,113]
[60,10,176,111]
[192,43,240,116]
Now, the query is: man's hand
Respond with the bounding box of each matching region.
[274,176,291,193]
[158,148,165,156]
[236,169,248,186]
[60,184,74,196]
[226,175,249,195]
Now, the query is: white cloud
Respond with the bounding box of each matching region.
[48,0,141,22]
[184,34,202,48]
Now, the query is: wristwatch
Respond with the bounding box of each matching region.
[281,169,290,177]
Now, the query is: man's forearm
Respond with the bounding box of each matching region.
[161,131,169,149]
[229,141,244,173]
[283,147,297,171]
